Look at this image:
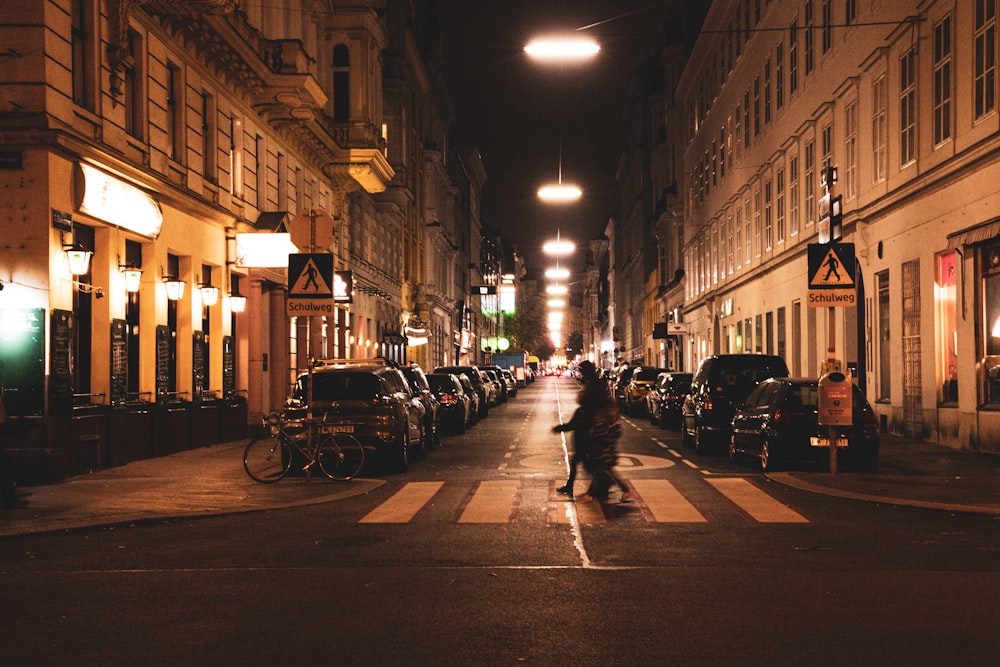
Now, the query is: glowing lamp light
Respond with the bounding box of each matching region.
[200,284,220,307]
[164,277,186,301]
[545,267,570,280]
[65,245,93,276]
[524,36,600,61]
[537,183,582,202]
[122,268,142,293]
[546,284,568,296]
[228,292,247,313]
[543,238,575,256]
[547,298,566,308]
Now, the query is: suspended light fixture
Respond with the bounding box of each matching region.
[537,141,582,203]
[163,275,186,301]
[543,236,575,257]
[524,35,600,61]
[120,266,142,293]
[199,282,220,307]
[544,266,570,281]
[228,290,247,313]
[547,298,566,309]
[546,284,568,296]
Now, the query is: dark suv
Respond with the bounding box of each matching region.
[434,366,490,419]
[681,354,790,454]
[292,359,427,471]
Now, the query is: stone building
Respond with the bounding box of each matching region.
[677,0,1000,452]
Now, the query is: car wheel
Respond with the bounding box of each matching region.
[681,419,693,448]
[694,426,709,454]
[728,437,740,462]
[760,440,779,472]
[415,425,428,460]
[657,409,667,430]
[649,407,657,425]
[395,431,410,472]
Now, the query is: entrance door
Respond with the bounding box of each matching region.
[902,259,923,439]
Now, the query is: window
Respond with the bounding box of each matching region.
[821,124,832,170]
[983,244,1000,404]
[776,42,784,109]
[790,21,799,93]
[790,155,800,236]
[933,15,952,145]
[125,240,142,398]
[735,206,744,269]
[753,76,761,136]
[735,102,743,157]
[805,1,815,75]
[975,0,996,119]
[166,62,184,163]
[822,0,832,54]
[333,44,350,123]
[900,48,917,165]
[744,198,752,264]
[753,189,762,258]
[201,92,216,182]
[877,270,891,401]
[872,74,887,182]
[776,167,786,244]
[71,0,95,110]
[846,0,857,25]
[777,307,786,360]
[764,59,772,124]
[844,100,857,199]
[936,251,959,404]
[764,179,773,251]
[229,114,243,197]
[804,141,815,226]
[124,29,145,140]
[744,91,751,148]
[726,214,735,274]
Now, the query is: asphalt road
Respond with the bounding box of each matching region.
[2,377,999,665]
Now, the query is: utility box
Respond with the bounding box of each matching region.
[818,371,853,426]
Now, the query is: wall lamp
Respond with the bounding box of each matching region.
[118,258,142,293]
[163,272,186,301]
[64,242,93,276]
[228,290,247,313]
[199,281,219,307]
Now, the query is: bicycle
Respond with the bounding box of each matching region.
[243,411,365,482]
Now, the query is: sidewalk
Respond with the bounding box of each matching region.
[0,440,384,538]
[767,434,1000,515]
[2,434,998,538]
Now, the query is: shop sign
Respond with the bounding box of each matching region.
[75,163,163,238]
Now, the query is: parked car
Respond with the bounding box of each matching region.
[612,366,637,408]
[499,369,518,397]
[481,365,515,400]
[730,377,880,472]
[426,372,471,434]
[681,354,790,454]
[482,369,505,404]
[646,372,693,429]
[400,362,441,449]
[624,366,670,415]
[456,375,481,426]
[435,366,490,419]
[291,360,427,471]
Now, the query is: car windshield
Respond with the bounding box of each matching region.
[667,375,692,391]
[298,372,381,402]
[710,360,789,398]
[635,368,663,381]
[427,375,458,392]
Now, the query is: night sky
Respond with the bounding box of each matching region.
[435,1,683,278]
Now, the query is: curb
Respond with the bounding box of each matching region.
[766,472,1000,516]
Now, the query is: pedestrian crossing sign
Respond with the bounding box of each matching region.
[287,253,334,316]
[807,243,856,308]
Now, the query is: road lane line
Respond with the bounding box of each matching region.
[707,477,810,523]
[630,479,707,522]
[457,480,522,523]
[358,482,444,523]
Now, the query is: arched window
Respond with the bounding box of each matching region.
[333,44,350,122]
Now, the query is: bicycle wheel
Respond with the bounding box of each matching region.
[316,433,365,480]
[243,436,292,483]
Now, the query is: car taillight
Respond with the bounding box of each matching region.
[439,393,459,405]
[772,408,792,426]
[861,410,877,429]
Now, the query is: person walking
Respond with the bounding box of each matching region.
[552,361,629,501]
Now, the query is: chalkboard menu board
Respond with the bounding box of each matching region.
[155,325,170,404]
[222,335,235,398]
[110,319,127,405]
[49,309,73,415]
[192,330,206,401]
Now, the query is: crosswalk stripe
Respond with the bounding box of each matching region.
[707,478,810,523]
[630,479,707,523]
[457,480,522,523]
[358,481,444,523]
[549,482,607,524]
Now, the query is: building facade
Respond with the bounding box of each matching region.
[677,0,1000,452]
[0,0,492,482]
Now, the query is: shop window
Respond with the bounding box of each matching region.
[982,244,1000,404]
[936,251,958,403]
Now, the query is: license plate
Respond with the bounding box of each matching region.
[810,436,849,448]
[320,424,355,434]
